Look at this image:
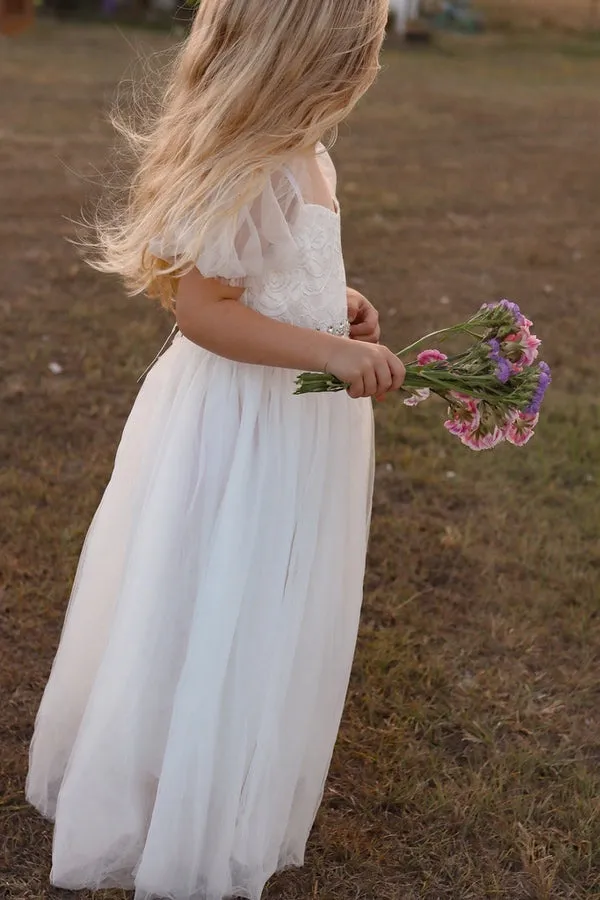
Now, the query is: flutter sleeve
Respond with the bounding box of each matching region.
[148,169,301,287]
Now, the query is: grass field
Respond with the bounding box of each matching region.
[1,22,600,900]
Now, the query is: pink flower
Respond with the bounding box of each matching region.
[461,425,504,451]
[444,396,481,437]
[504,326,541,367]
[521,335,542,366]
[403,388,431,407]
[448,394,507,451]
[416,349,448,366]
[505,411,539,447]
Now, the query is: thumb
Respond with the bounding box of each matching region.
[347,295,360,322]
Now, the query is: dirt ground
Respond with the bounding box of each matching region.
[1,22,600,900]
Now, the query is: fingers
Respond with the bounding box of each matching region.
[349,356,393,399]
[347,376,365,399]
[347,295,360,323]
[374,358,393,396]
[365,355,403,398]
[387,352,406,391]
[350,303,380,342]
[350,320,381,343]
[346,347,403,401]
[358,303,379,330]
[362,365,378,398]
[359,356,391,398]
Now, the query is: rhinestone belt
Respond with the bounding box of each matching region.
[316,319,351,338]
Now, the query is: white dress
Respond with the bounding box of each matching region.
[26,146,374,900]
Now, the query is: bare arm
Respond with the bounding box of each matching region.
[176,268,336,372]
[175,268,405,398]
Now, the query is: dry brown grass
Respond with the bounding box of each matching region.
[1,22,600,900]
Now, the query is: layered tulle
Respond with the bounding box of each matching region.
[27,334,374,900]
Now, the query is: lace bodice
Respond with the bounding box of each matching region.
[241,200,347,334]
[149,146,348,335]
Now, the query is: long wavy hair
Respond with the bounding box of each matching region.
[92,0,389,307]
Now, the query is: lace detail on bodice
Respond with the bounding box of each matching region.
[148,146,348,335]
[242,205,347,332]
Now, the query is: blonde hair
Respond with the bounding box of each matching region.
[93,0,389,307]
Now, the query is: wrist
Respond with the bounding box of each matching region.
[300,331,338,373]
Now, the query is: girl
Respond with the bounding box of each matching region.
[26,1,406,899]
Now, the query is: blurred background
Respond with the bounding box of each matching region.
[3,0,600,33]
[1,3,600,900]
[390,1,600,35]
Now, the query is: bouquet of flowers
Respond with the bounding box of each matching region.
[295,300,551,451]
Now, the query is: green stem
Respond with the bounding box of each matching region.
[463,328,487,340]
[396,324,465,359]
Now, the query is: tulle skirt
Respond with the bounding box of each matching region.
[26,333,374,900]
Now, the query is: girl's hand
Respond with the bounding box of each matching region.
[325,340,405,399]
[347,287,381,343]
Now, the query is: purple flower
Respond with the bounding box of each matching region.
[495,356,512,383]
[498,299,524,324]
[487,338,501,361]
[482,299,522,320]
[480,299,526,333]
[525,361,552,414]
[487,338,512,383]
